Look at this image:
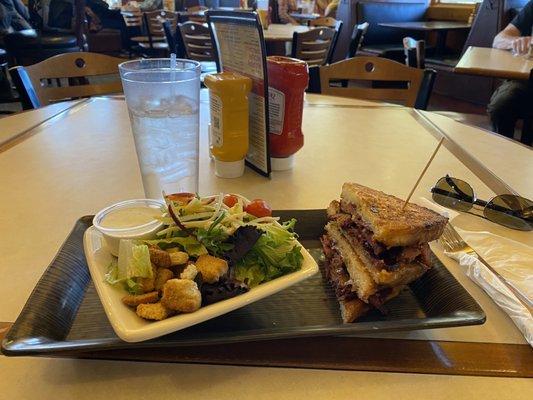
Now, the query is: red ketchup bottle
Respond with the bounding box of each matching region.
[266,56,309,170]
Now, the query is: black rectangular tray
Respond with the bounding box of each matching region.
[2,210,485,356]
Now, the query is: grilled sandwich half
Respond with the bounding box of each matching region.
[321,183,448,322]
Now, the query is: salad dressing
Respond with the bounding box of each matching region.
[100,206,160,229]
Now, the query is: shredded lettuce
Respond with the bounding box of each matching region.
[234,219,303,287]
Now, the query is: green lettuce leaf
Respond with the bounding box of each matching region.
[143,236,208,257]
[116,240,153,281]
[234,219,303,287]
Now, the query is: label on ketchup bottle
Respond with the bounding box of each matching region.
[268,87,285,135]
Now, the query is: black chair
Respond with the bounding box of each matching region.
[162,20,186,57]
[327,20,343,64]
[347,22,369,59]
[3,29,80,66]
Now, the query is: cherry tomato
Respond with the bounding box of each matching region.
[245,199,272,218]
[166,192,195,205]
[223,194,239,208]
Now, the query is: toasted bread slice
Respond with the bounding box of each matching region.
[338,226,430,287]
[325,222,377,302]
[338,285,404,323]
[339,298,369,323]
[340,182,447,247]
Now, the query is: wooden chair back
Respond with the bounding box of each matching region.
[319,56,433,108]
[291,27,336,67]
[10,52,124,109]
[403,37,425,69]
[347,22,369,59]
[178,22,215,61]
[144,10,179,41]
[121,10,143,28]
[308,16,338,28]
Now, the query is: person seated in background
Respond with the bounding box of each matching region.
[315,0,337,18]
[488,0,532,138]
[278,0,298,24]
[0,0,31,36]
[86,0,129,48]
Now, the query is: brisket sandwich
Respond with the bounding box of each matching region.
[321,182,448,322]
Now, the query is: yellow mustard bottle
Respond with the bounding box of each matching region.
[204,72,253,178]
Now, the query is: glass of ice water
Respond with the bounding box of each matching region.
[119,59,201,199]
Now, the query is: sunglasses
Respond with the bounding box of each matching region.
[431,175,533,231]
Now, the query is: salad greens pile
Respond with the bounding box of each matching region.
[159,193,303,287]
[105,193,304,296]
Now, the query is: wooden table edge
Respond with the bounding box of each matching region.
[454,66,531,81]
[1,322,531,377]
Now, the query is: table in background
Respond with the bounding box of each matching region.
[378,21,472,55]
[263,23,311,55]
[455,46,533,80]
[289,12,320,22]
[262,23,311,41]
[0,94,532,399]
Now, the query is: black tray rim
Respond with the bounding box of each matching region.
[2,211,486,356]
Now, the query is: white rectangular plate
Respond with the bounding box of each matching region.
[83,226,319,342]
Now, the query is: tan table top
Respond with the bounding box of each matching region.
[263,23,311,41]
[0,100,83,151]
[455,46,533,80]
[0,94,532,397]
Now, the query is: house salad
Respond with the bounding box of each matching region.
[105,193,304,321]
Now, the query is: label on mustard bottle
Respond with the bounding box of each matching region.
[210,93,223,147]
[268,87,285,135]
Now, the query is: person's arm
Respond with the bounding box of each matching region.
[493,23,531,54]
[277,0,298,24]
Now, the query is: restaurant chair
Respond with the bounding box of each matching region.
[346,22,369,58]
[162,20,186,57]
[178,22,216,62]
[10,52,124,110]
[403,37,425,69]
[120,10,157,54]
[3,29,81,66]
[291,27,337,67]
[140,10,179,56]
[318,56,436,109]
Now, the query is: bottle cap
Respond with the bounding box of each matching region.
[214,159,245,178]
[270,155,295,171]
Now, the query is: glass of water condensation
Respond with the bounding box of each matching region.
[119,59,201,199]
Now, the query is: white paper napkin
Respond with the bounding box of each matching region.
[418,198,533,347]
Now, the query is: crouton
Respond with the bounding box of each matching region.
[180,264,198,280]
[161,279,201,312]
[155,268,174,291]
[138,264,157,292]
[169,251,189,266]
[122,291,159,307]
[136,302,173,320]
[149,246,171,268]
[195,254,228,283]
